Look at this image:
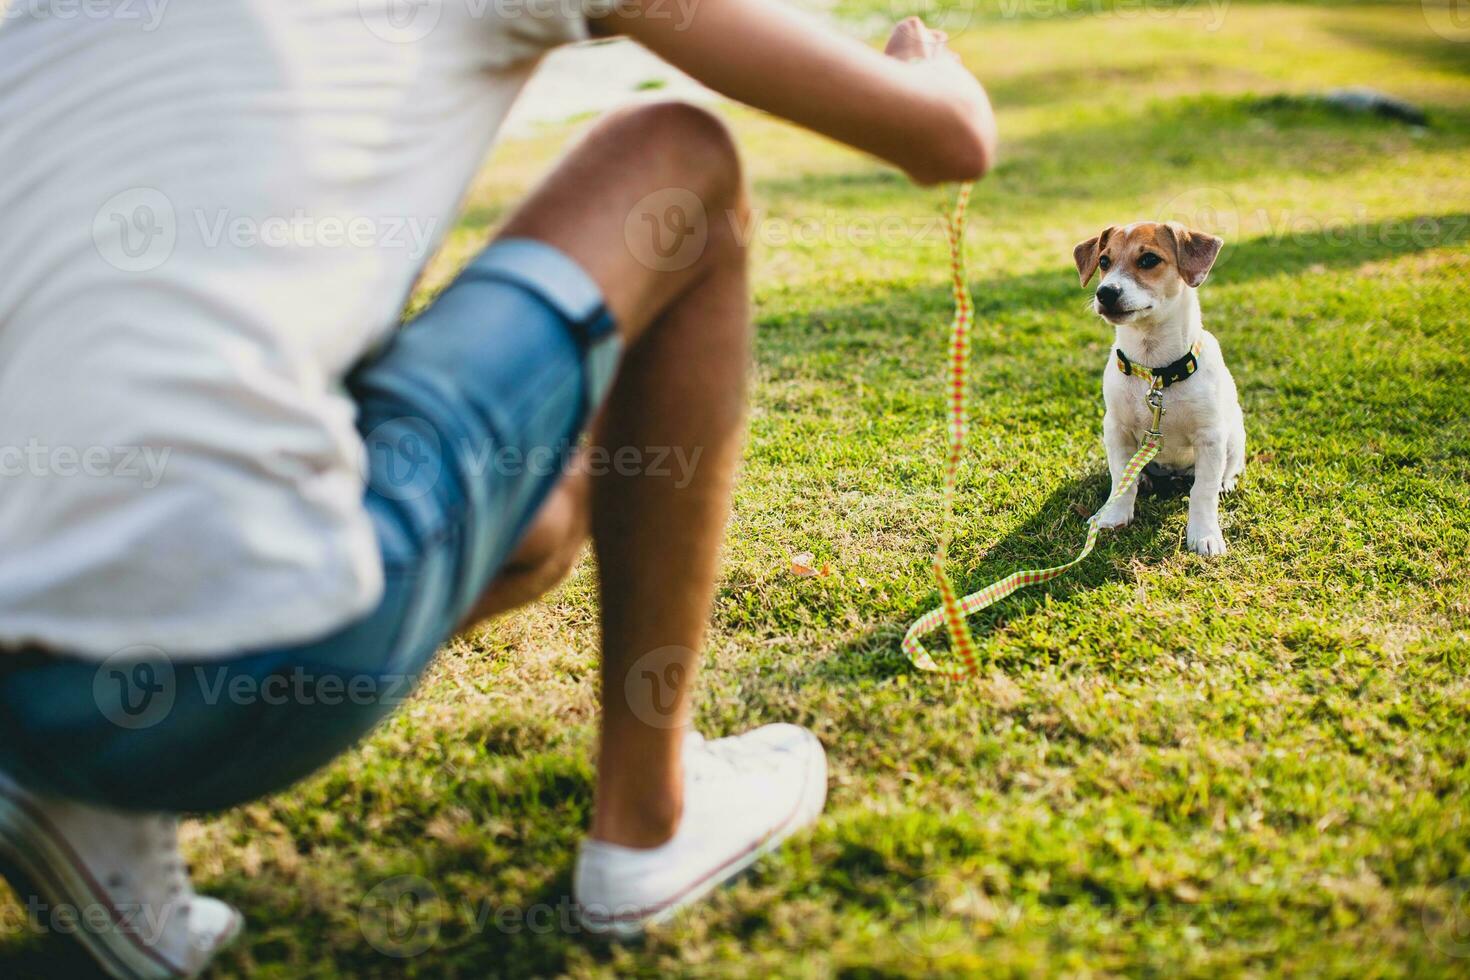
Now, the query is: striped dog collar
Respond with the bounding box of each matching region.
[1115,340,1203,388]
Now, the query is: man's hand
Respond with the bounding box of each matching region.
[883,16,953,62]
[602,2,997,185]
[882,17,997,183]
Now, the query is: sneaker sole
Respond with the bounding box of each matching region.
[575,729,828,939]
[0,785,242,980]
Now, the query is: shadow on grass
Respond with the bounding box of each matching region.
[0,874,114,979]
[980,210,1470,312]
[755,211,1470,401]
[991,100,1469,214]
[1330,19,1470,81]
[0,939,108,979]
[755,94,1469,219]
[829,0,1420,33]
[808,472,1184,685]
[929,210,1468,323]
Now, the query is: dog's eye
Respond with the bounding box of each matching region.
[1137,252,1161,269]
[1099,256,1111,271]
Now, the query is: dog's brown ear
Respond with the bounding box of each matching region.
[1159,223,1223,288]
[1072,227,1115,286]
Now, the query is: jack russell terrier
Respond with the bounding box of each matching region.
[1073,222,1245,556]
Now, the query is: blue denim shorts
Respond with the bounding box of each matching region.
[0,238,619,812]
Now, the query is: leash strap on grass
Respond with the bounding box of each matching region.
[900,186,1162,679]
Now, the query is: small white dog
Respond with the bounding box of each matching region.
[1073,222,1245,556]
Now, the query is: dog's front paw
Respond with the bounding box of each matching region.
[1188,527,1227,557]
[1093,502,1134,530]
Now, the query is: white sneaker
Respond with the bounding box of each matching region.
[0,769,243,979]
[573,723,827,938]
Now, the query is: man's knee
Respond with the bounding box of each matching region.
[599,101,747,220]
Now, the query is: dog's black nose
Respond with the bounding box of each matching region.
[1096,284,1122,309]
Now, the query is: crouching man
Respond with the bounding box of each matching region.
[0,2,993,973]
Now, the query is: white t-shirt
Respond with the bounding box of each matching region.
[0,0,594,659]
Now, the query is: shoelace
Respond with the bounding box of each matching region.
[109,816,192,908]
[155,817,191,903]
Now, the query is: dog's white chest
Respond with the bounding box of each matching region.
[1103,362,1228,473]
[1152,389,1206,469]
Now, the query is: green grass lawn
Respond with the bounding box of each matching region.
[5,3,1469,977]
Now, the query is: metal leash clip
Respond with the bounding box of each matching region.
[1145,383,1166,441]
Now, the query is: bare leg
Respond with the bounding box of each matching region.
[462,103,751,847]
[462,467,591,624]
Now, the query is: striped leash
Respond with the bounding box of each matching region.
[900,185,1164,679]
